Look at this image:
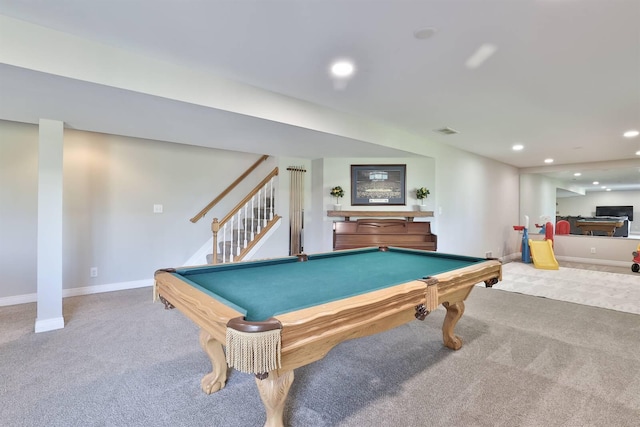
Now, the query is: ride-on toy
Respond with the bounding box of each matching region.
[632,244,640,273]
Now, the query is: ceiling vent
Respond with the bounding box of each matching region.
[435,127,459,135]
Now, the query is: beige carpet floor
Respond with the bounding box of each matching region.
[492,261,640,315]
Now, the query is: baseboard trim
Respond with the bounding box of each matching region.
[555,256,630,268]
[63,279,153,298]
[34,316,65,333]
[0,293,38,307]
[0,279,153,307]
[502,252,521,262]
[501,251,630,269]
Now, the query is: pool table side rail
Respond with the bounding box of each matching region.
[431,259,502,304]
[313,245,487,263]
[274,280,431,371]
[175,254,302,275]
[155,270,244,344]
[273,259,501,371]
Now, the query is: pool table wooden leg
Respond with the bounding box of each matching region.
[442,301,465,350]
[255,369,294,427]
[198,329,228,394]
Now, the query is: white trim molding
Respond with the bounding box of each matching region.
[1,279,153,308]
[555,255,630,269]
[63,279,152,298]
[0,293,38,307]
[34,316,64,333]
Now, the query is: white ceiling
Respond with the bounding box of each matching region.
[1,0,639,191]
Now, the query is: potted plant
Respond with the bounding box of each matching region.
[416,187,430,211]
[330,186,345,210]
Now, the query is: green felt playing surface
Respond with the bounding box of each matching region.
[175,247,484,321]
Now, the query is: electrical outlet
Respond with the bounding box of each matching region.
[90,267,98,277]
[485,251,492,258]
[153,204,163,213]
[590,247,596,254]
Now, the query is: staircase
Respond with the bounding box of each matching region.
[207,198,277,263]
[190,156,280,266]
[208,167,280,264]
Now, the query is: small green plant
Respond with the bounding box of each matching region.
[416,187,430,204]
[330,186,345,203]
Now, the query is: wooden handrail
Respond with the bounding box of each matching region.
[190,154,269,223]
[218,167,279,226]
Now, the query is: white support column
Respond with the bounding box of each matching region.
[35,119,65,333]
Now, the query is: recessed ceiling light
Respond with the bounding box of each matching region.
[544,158,554,164]
[601,186,607,189]
[623,130,639,138]
[413,27,438,40]
[512,144,524,151]
[593,181,599,185]
[330,60,355,78]
[635,150,640,156]
[465,44,497,69]
[573,172,581,176]
[606,188,612,192]
[435,127,459,135]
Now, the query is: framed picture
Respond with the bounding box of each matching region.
[350,164,406,206]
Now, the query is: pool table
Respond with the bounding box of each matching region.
[576,219,624,236]
[154,246,501,427]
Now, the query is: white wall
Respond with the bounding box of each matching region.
[0,120,278,300]
[62,129,279,287]
[557,190,640,233]
[307,158,326,254]
[520,173,559,229]
[0,121,38,298]
[1,119,524,303]
[315,156,436,254]
[554,234,639,267]
[436,147,520,258]
[317,151,521,260]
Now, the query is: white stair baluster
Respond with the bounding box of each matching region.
[243,203,248,248]
[221,222,227,263]
[251,196,255,241]
[236,210,241,255]
[262,184,268,228]
[269,176,274,220]
[229,216,234,262]
[257,188,262,234]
